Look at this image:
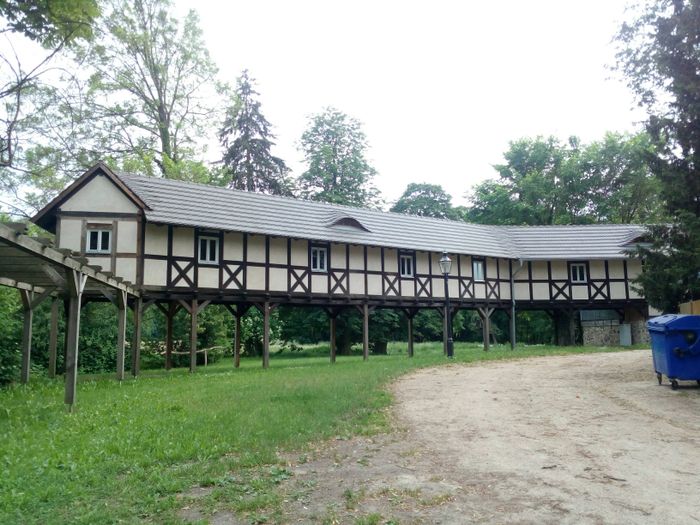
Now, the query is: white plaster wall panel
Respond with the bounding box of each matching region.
[473,282,486,299]
[59,218,82,251]
[247,267,265,290]
[629,285,642,299]
[458,255,468,276]
[448,278,458,298]
[144,224,167,255]
[290,240,307,266]
[199,267,219,289]
[514,282,530,301]
[551,260,568,280]
[247,235,265,263]
[627,259,642,279]
[269,237,286,265]
[223,232,244,260]
[172,227,194,257]
[499,258,510,278]
[367,275,382,295]
[589,260,606,279]
[608,260,624,279]
[349,273,364,295]
[60,174,139,213]
[269,268,287,291]
[500,284,511,301]
[115,257,136,283]
[117,221,138,253]
[431,278,445,298]
[463,255,474,277]
[384,249,398,272]
[143,259,166,286]
[610,282,626,299]
[311,274,327,294]
[401,280,415,297]
[431,253,442,277]
[532,283,549,300]
[415,252,429,274]
[348,245,364,270]
[486,258,498,279]
[572,286,589,301]
[87,256,111,273]
[531,261,548,280]
[331,244,346,269]
[367,247,381,271]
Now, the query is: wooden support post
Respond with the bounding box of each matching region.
[362,303,369,361]
[65,270,86,407]
[478,307,495,352]
[48,297,59,378]
[116,290,127,381]
[19,290,33,384]
[407,315,414,358]
[190,298,198,373]
[509,305,516,350]
[165,302,175,371]
[131,297,143,377]
[262,301,270,369]
[234,313,242,369]
[330,315,337,364]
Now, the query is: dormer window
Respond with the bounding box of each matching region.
[198,236,219,264]
[311,246,327,272]
[325,213,371,232]
[86,228,111,254]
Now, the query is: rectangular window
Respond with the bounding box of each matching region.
[311,246,327,272]
[400,254,414,277]
[198,235,219,264]
[472,259,485,281]
[86,229,111,254]
[570,262,587,283]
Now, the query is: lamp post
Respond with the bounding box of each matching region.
[439,251,454,358]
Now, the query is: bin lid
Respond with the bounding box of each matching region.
[647,314,700,331]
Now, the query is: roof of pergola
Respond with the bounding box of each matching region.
[0,222,139,298]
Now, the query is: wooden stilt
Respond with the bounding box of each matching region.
[131,297,142,377]
[330,315,337,363]
[234,313,241,368]
[116,290,127,381]
[407,315,414,358]
[65,270,86,407]
[48,297,59,378]
[478,307,495,352]
[362,303,369,361]
[509,305,516,350]
[262,301,270,369]
[190,298,198,373]
[19,290,33,384]
[165,302,175,370]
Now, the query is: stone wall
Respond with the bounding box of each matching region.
[631,321,650,345]
[582,321,620,347]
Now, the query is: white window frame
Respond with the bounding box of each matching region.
[472,259,485,282]
[86,229,111,254]
[198,235,219,265]
[570,262,587,283]
[311,246,328,272]
[399,254,414,278]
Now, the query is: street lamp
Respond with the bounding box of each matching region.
[439,251,454,358]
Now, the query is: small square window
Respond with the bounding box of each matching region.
[198,236,219,264]
[570,263,587,283]
[311,246,327,272]
[400,254,414,278]
[86,229,111,254]
[472,259,485,281]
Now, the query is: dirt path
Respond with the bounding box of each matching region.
[280,350,700,524]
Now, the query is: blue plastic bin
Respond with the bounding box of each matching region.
[647,314,700,389]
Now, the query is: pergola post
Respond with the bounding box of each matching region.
[116,290,127,381]
[190,298,198,373]
[131,297,143,377]
[48,297,59,378]
[262,301,271,369]
[19,290,33,384]
[362,303,369,361]
[65,270,86,407]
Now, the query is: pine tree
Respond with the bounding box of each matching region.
[219,70,290,195]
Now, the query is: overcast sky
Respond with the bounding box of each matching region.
[179,0,645,207]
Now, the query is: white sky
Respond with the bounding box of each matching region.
[184,0,644,207]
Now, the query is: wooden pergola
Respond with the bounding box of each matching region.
[0,222,140,407]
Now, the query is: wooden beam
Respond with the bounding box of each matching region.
[48,297,59,379]
[363,303,369,361]
[19,289,33,384]
[165,302,175,371]
[29,287,55,310]
[330,316,337,364]
[190,298,198,373]
[64,271,86,407]
[407,315,414,358]
[234,313,242,369]
[115,290,127,381]
[477,307,495,352]
[131,297,142,377]
[262,301,270,369]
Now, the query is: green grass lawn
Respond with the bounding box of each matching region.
[0,342,642,524]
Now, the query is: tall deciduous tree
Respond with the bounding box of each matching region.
[219,70,290,194]
[297,107,381,208]
[390,182,458,219]
[615,0,700,310]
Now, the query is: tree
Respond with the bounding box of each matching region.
[79,0,221,177]
[219,70,290,194]
[297,107,381,208]
[615,0,700,310]
[390,183,458,219]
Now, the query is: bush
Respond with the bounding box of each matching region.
[0,287,21,386]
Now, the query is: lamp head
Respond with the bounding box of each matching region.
[439,251,452,275]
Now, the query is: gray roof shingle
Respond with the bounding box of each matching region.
[116,173,645,261]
